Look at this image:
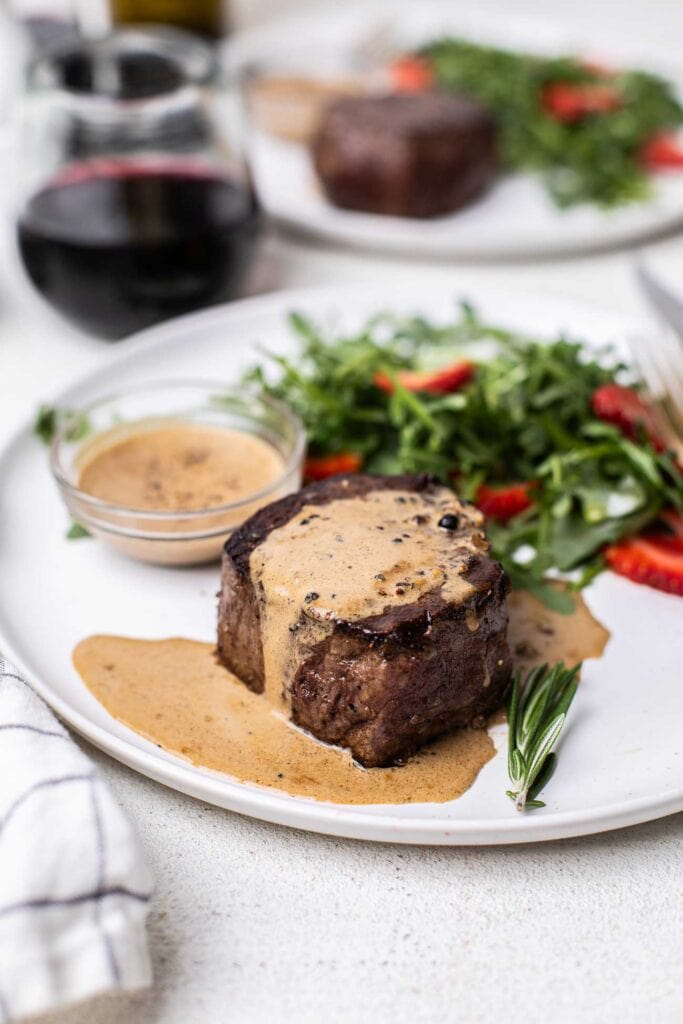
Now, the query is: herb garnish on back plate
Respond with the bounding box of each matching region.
[245,304,683,610]
[392,39,683,208]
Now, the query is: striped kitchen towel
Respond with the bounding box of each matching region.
[0,657,153,1022]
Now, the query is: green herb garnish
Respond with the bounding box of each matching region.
[66,522,91,540]
[420,38,683,207]
[506,662,580,810]
[245,303,683,608]
[34,405,91,445]
[34,405,58,445]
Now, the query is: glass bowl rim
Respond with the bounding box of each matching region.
[50,379,307,524]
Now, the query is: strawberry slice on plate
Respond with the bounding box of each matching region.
[390,55,435,92]
[641,133,683,169]
[374,360,474,396]
[304,451,362,481]
[543,81,621,122]
[605,510,683,596]
[475,481,535,521]
[591,383,666,451]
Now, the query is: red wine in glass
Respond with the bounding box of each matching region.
[17,160,260,339]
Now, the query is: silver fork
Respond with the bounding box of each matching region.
[621,325,683,451]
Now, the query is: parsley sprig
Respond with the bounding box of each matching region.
[245,303,683,610]
[506,662,580,810]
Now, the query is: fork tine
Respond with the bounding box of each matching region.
[622,331,683,443]
[653,330,683,412]
[636,258,683,404]
[641,332,683,430]
[625,330,665,397]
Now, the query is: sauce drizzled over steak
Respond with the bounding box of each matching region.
[217,473,512,767]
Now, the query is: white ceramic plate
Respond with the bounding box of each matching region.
[1,281,681,844]
[226,4,683,259]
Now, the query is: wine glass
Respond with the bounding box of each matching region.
[16,26,260,340]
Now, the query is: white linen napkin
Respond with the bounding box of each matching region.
[0,656,154,1022]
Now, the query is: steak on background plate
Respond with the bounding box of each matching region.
[217,473,512,768]
[311,92,498,218]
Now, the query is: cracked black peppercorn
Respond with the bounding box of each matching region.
[438,513,460,530]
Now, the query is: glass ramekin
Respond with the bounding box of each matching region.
[50,381,306,565]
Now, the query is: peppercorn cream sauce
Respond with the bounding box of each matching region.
[507,585,609,677]
[73,588,609,805]
[77,421,284,512]
[74,420,287,564]
[249,487,486,708]
[74,635,495,804]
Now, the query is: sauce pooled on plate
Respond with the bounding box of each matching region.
[73,588,609,806]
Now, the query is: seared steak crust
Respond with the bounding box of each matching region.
[218,473,512,767]
[312,92,498,219]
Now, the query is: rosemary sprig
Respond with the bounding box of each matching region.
[506,661,581,811]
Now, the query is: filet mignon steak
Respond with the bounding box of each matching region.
[311,91,498,218]
[217,473,512,767]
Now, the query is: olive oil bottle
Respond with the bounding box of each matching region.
[110,0,225,40]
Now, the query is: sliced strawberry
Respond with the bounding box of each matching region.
[591,383,666,451]
[605,534,683,596]
[475,481,535,521]
[643,508,683,553]
[543,82,621,122]
[641,133,683,169]
[374,360,474,396]
[390,55,435,92]
[304,451,362,481]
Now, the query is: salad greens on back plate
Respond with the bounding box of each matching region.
[408,38,683,208]
[245,303,683,612]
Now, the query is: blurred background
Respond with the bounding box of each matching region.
[1,0,683,362]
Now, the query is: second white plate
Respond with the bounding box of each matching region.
[228,4,683,259]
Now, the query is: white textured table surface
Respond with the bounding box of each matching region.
[1,3,682,1022]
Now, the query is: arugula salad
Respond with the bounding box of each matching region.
[392,39,683,208]
[245,303,683,611]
